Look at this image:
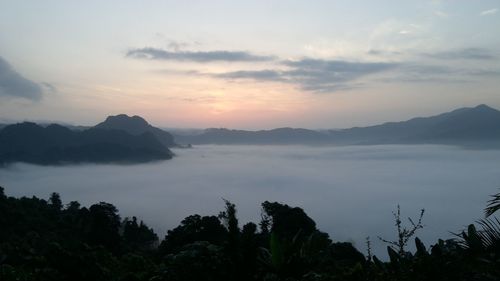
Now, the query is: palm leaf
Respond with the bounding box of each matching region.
[455,224,483,250]
[476,217,500,249]
[485,191,500,217]
[456,218,500,251]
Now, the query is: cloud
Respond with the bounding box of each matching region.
[282,59,397,78]
[0,56,43,100]
[480,8,498,16]
[214,57,499,90]
[126,47,275,62]
[369,48,497,61]
[216,58,398,93]
[283,59,397,92]
[379,63,500,83]
[433,11,449,18]
[216,70,286,82]
[145,45,498,93]
[41,82,58,94]
[2,145,497,258]
[167,41,190,52]
[379,65,469,84]
[422,48,496,60]
[367,49,403,57]
[467,69,500,77]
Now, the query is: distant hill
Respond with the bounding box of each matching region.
[95,114,177,147]
[0,122,173,165]
[174,105,500,146]
[328,104,500,145]
[174,127,330,145]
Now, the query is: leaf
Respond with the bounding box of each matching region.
[485,191,500,217]
[415,237,428,257]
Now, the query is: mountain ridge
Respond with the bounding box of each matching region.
[1,105,499,151]
[0,122,173,165]
[173,104,500,146]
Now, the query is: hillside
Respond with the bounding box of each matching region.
[328,104,500,145]
[174,105,500,146]
[95,114,177,147]
[0,122,173,165]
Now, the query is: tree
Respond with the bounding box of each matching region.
[123,216,159,251]
[85,202,122,253]
[66,201,81,212]
[261,201,316,239]
[159,241,230,281]
[0,186,6,200]
[159,215,227,255]
[218,199,240,247]
[378,205,425,255]
[49,192,63,211]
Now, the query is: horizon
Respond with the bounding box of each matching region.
[1,1,500,129]
[0,103,497,131]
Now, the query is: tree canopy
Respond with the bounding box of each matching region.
[0,186,499,281]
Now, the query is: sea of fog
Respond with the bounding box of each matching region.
[1,144,499,258]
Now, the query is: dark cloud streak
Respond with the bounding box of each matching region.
[135,44,498,93]
[216,59,398,93]
[422,48,496,60]
[0,56,43,100]
[214,58,499,91]
[126,47,275,62]
[216,70,286,81]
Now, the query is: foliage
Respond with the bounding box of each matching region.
[378,205,425,255]
[158,214,227,255]
[0,186,499,280]
[485,190,500,217]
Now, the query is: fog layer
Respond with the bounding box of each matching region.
[1,145,499,258]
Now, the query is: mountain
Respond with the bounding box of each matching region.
[174,105,500,146]
[0,122,173,165]
[328,104,500,145]
[174,127,330,145]
[95,114,177,147]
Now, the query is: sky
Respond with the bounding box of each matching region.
[0,0,499,129]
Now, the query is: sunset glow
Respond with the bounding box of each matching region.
[1,0,499,129]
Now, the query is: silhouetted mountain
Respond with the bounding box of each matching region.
[0,122,173,165]
[174,105,500,146]
[175,127,330,145]
[95,114,177,147]
[329,104,500,145]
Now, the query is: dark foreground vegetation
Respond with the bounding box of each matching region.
[1,186,499,281]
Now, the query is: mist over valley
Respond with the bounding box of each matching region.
[2,144,499,258]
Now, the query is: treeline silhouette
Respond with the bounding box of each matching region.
[0,186,499,281]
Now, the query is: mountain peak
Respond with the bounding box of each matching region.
[104,114,149,126]
[473,104,496,112]
[455,104,500,116]
[96,114,152,136]
[95,114,177,147]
